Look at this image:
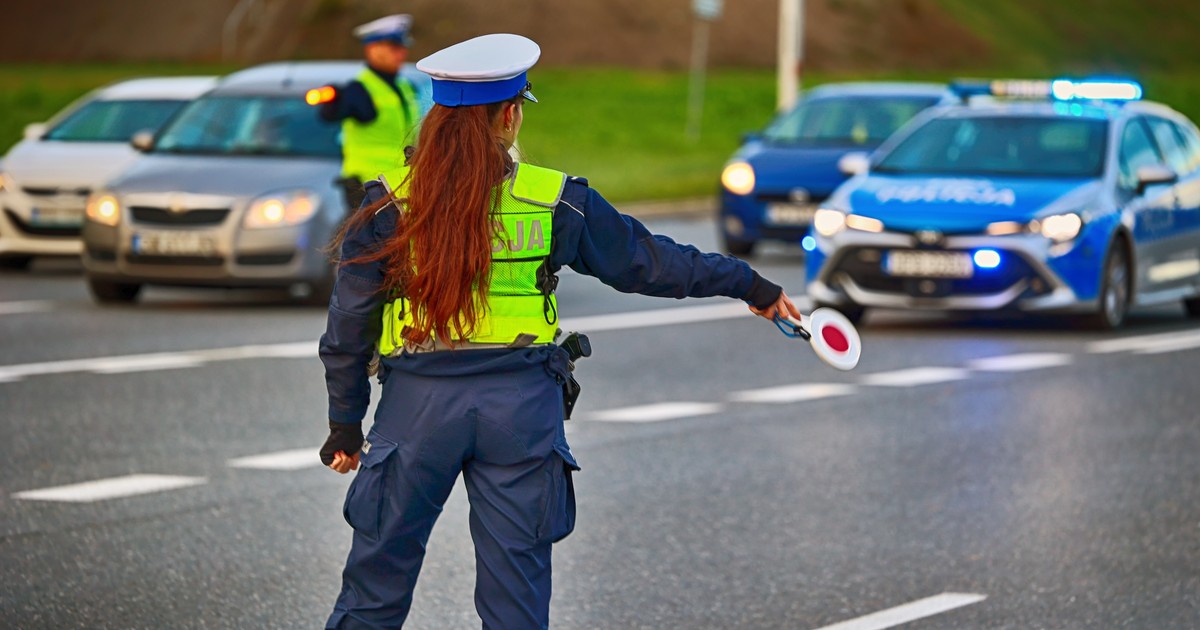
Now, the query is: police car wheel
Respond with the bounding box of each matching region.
[1184,297,1200,318]
[722,235,756,257]
[0,256,32,271]
[87,277,142,304]
[1089,243,1131,330]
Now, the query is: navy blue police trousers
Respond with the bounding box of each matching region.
[327,345,580,629]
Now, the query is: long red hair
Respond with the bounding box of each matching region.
[338,99,517,343]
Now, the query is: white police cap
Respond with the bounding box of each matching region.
[416,34,540,107]
[353,14,412,46]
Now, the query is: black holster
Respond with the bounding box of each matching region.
[559,332,591,420]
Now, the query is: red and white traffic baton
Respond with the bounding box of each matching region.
[773,308,862,371]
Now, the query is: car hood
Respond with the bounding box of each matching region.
[107,154,340,198]
[2,140,142,189]
[737,141,874,199]
[843,174,1102,233]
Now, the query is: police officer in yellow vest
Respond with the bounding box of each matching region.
[318,34,801,629]
[318,14,423,210]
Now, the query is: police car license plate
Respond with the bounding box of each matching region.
[132,230,216,256]
[885,251,973,278]
[766,202,817,226]
[30,206,84,227]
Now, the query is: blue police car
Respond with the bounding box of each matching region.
[718,83,950,256]
[804,79,1200,329]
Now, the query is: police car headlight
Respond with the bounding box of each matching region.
[244,190,320,229]
[1035,212,1083,243]
[813,208,847,237]
[86,193,121,226]
[721,162,755,196]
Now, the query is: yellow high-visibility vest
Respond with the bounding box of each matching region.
[341,68,420,181]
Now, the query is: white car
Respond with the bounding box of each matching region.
[0,76,217,269]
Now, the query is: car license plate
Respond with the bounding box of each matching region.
[30,206,84,227]
[132,231,216,256]
[765,202,817,226]
[885,251,974,278]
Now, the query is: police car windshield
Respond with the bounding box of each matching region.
[874,115,1108,178]
[763,95,939,146]
[45,99,187,142]
[155,95,340,158]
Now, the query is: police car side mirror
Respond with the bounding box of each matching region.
[23,123,46,140]
[131,130,155,153]
[1135,164,1176,196]
[838,152,870,176]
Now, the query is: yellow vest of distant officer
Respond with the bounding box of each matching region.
[379,163,567,354]
[341,68,421,181]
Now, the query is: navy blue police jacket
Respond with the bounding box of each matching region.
[319,175,782,424]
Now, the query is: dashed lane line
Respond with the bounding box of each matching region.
[0,300,54,316]
[588,402,723,423]
[811,592,986,630]
[228,448,322,471]
[729,383,857,404]
[1087,328,1200,354]
[966,352,1073,372]
[859,367,972,387]
[12,474,207,503]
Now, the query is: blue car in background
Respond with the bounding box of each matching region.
[718,82,949,256]
[805,79,1200,329]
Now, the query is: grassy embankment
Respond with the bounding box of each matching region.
[2,0,1200,204]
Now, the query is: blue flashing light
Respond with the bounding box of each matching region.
[1051,78,1142,102]
[801,235,816,252]
[974,249,1001,269]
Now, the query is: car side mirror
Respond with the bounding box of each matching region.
[1135,164,1176,196]
[838,151,870,176]
[23,123,46,140]
[131,130,155,152]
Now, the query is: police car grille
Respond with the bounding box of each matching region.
[130,206,230,226]
[834,246,1044,298]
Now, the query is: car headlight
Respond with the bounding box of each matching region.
[243,190,320,229]
[86,194,121,226]
[1034,212,1083,243]
[813,208,846,237]
[721,162,755,196]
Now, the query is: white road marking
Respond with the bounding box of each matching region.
[13,474,206,503]
[1134,334,1200,355]
[967,352,1073,372]
[228,448,320,471]
[859,367,971,387]
[0,300,54,316]
[729,383,857,404]
[588,402,722,423]
[812,592,986,630]
[0,341,316,383]
[1087,328,1200,354]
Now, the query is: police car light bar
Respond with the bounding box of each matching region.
[949,78,1143,103]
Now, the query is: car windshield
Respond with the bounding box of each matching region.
[874,115,1109,178]
[762,95,939,146]
[44,99,187,142]
[155,95,339,158]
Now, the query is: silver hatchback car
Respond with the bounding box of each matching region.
[82,61,428,304]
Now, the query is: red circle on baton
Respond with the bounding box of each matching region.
[820,325,850,353]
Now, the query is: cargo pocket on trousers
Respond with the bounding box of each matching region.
[342,432,398,542]
[540,439,581,544]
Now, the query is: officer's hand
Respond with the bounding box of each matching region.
[320,421,364,471]
[330,451,360,474]
[749,290,803,322]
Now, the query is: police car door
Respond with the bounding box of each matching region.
[1145,116,1200,294]
[1117,116,1178,298]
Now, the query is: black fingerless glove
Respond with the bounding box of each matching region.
[319,421,364,466]
[743,271,783,310]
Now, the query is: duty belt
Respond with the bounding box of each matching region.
[399,332,543,355]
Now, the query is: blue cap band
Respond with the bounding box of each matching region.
[431,71,527,107]
[361,33,408,46]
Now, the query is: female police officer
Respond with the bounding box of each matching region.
[317,34,802,629]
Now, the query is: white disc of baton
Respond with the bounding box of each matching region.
[807,308,861,371]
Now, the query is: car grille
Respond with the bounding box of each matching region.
[22,186,90,197]
[3,208,81,237]
[129,206,230,226]
[235,252,295,266]
[832,246,1049,298]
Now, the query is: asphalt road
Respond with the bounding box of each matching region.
[1,216,1198,629]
